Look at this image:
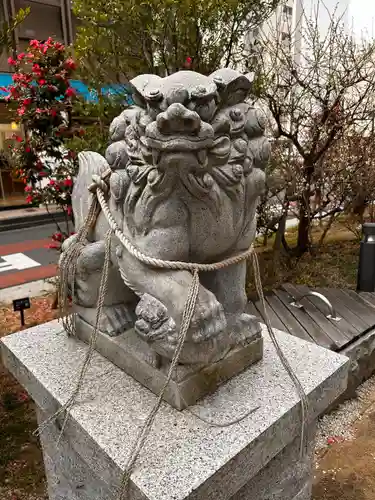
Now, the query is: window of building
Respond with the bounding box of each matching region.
[0,120,26,207]
[283,5,293,17]
[15,0,64,42]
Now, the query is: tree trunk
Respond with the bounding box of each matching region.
[296,165,313,256]
[296,204,310,255]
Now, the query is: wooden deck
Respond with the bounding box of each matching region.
[248,284,375,353]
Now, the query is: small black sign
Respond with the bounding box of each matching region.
[13,297,31,312]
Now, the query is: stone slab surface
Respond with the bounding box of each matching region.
[231,424,315,500]
[1,321,349,500]
[36,407,117,500]
[75,317,263,409]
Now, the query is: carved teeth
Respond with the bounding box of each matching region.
[197,150,207,165]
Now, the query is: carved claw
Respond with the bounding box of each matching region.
[189,291,227,343]
[99,304,135,336]
[135,294,176,344]
[229,313,261,346]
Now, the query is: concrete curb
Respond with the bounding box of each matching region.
[0,278,56,304]
[0,211,66,232]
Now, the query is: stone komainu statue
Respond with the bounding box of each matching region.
[61,68,270,367]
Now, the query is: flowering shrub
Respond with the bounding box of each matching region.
[4,37,82,239]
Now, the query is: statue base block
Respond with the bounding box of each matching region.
[74,315,263,410]
[1,321,349,500]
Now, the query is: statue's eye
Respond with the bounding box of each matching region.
[192,99,216,122]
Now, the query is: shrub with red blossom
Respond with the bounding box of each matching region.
[5,37,82,241]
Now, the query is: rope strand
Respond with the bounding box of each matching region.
[35,228,113,439]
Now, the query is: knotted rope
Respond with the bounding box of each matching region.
[37,169,309,500]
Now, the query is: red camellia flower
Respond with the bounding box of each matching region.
[23,98,32,106]
[7,57,16,65]
[17,52,26,61]
[24,185,32,192]
[29,39,39,48]
[186,56,192,64]
[50,109,57,117]
[25,195,33,203]
[25,146,31,153]
[64,178,73,187]
[49,179,56,186]
[15,136,22,142]
[17,107,25,116]
[55,42,65,51]
[65,87,76,97]
[52,232,63,241]
[65,57,77,70]
[38,79,46,86]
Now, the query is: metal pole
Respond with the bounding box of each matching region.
[357,223,375,292]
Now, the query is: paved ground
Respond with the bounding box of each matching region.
[0,223,58,290]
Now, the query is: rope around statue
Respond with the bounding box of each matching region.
[35,168,309,500]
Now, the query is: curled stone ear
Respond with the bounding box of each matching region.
[245,108,267,138]
[105,141,129,170]
[110,170,130,203]
[249,136,271,170]
[129,74,163,109]
[210,68,252,107]
[109,114,127,142]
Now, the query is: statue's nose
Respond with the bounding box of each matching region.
[156,103,201,135]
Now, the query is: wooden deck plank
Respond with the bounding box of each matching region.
[281,284,351,348]
[246,301,261,318]
[316,288,367,334]
[335,290,375,331]
[274,289,335,350]
[262,294,313,342]
[337,289,375,329]
[253,298,287,332]
[358,292,375,309]
[286,284,358,339]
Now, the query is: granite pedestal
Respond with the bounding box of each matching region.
[1,321,349,500]
[74,314,263,410]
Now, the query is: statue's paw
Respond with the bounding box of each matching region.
[135,294,177,344]
[230,313,261,346]
[99,304,135,337]
[189,291,227,343]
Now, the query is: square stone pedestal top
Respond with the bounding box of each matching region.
[1,321,349,500]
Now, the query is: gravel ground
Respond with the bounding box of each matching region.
[316,374,375,449]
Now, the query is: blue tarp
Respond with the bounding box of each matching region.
[0,73,130,102]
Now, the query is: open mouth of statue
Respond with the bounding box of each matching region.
[143,135,214,152]
[140,133,231,167]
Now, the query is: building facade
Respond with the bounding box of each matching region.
[247,0,350,66]
[0,0,75,207]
